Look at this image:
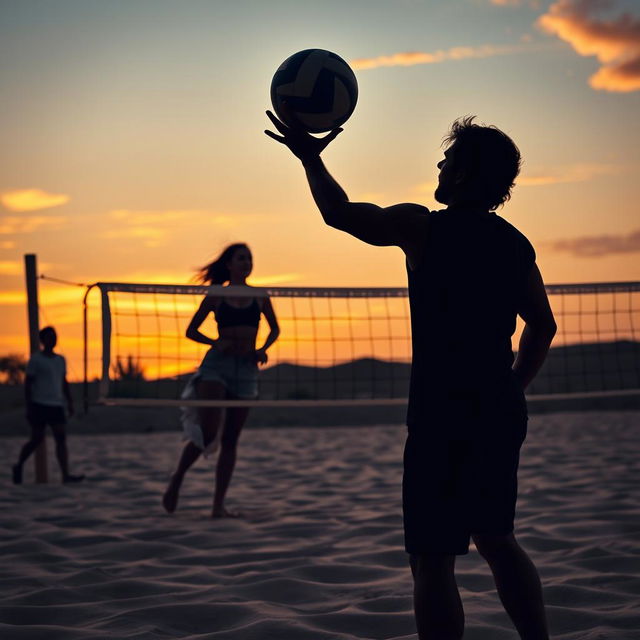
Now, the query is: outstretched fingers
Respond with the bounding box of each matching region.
[323,128,343,145]
[266,110,288,133]
[264,129,286,143]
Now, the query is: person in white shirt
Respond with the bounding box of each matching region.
[12,326,84,484]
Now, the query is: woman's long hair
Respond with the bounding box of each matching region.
[196,243,250,285]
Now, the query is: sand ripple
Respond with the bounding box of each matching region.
[1,411,639,638]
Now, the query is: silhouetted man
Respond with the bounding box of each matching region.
[12,326,84,484]
[266,112,556,640]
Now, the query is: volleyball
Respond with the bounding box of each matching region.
[270,49,358,134]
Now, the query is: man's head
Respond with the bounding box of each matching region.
[435,116,521,211]
[39,326,57,350]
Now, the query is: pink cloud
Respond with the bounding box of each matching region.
[537,0,640,92]
[549,228,640,257]
[351,43,546,70]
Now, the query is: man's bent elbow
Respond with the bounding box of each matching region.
[320,208,346,230]
[536,321,557,342]
[525,319,557,340]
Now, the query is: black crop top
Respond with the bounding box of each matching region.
[215,298,261,329]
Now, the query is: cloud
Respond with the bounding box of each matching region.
[0,260,54,276]
[0,215,68,234]
[413,181,438,194]
[104,269,304,288]
[103,226,168,248]
[549,228,640,257]
[0,189,70,212]
[103,209,239,247]
[0,291,25,305]
[537,0,640,92]
[517,162,619,185]
[249,273,303,286]
[0,261,23,276]
[490,0,542,8]
[0,285,84,306]
[350,43,549,70]
[411,163,616,195]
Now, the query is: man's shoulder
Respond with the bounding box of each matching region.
[386,202,431,217]
[493,215,536,268]
[493,215,532,242]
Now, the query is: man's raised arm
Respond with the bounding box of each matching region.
[265,110,429,250]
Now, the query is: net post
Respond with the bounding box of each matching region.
[24,254,48,483]
[99,285,112,401]
[82,285,96,414]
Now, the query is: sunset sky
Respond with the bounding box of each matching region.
[1,0,639,380]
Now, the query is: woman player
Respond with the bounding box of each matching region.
[162,243,280,517]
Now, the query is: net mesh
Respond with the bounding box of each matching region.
[86,281,640,406]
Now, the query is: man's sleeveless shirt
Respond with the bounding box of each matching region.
[406,208,535,426]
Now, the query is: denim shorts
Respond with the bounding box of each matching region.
[197,348,258,399]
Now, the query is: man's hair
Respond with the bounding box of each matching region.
[443,115,521,210]
[39,326,56,342]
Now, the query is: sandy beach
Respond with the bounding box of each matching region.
[1,411,639,639]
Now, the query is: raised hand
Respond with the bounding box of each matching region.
[264,109,342,162]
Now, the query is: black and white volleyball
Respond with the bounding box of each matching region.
[270,49,358,134]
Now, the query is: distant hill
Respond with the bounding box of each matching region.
[106,340,640,401]
[526,340,640,395]
[1,341,638,436]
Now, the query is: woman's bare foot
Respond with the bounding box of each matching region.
[211,506,242,518]
[162,475,180,513]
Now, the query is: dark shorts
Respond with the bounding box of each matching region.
[403,389,527,556]
[197,349,258,399]
[27,403,66,427]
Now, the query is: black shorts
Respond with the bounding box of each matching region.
[403,390,527,556]
[27,403,66,427]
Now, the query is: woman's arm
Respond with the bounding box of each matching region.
[185,296,218,346]
[255,297,280,364]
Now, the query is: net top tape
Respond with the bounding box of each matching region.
[94,281,640,297]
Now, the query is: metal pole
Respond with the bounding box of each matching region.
[24,254,47,483]
[82,284,95,414]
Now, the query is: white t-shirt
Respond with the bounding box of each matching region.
[26,351,66,407]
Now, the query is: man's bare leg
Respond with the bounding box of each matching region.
[12,423,46,484]
[410,553,464,640]
[473,533,549,640]
[49,423,84,483]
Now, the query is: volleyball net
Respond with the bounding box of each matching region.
[84,281,640,407]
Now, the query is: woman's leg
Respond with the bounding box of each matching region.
[163,380,226,513]
[212,405,250,517]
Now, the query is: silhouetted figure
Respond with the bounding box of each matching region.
[163,244,280,517]
[12,326,84,484]
[266,112,556,640]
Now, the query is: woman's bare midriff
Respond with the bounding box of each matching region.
[216,326,258,357]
